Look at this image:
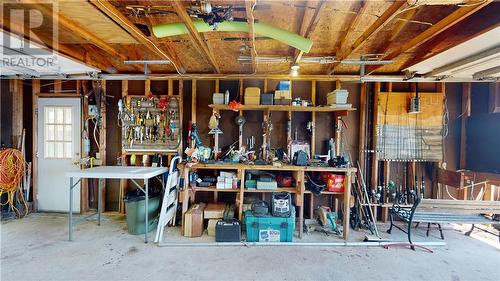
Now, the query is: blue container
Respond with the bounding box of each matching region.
[244,209,295,242]
[277,81,291,91]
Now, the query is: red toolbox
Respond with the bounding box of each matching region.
[320,173,345,192]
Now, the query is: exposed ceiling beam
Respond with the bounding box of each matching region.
[378,8,419,55]
[171,0,220,73]
[245,0,257,73]
[82,44,120,73]
[428,45,500,76]
[335,1,369,60]
[328,1,406,74]
[365,0,492,75]
[90,0,186,74]
[36,4,145,73]
[473,65,500,80]
[292,0,326,65]
[0,17,108,71]
[35,4,127,60]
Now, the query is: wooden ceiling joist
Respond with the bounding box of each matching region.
[38,5,145,73]
[90,0,186,74]
[172,0,220,73]
[35,4,126,60]
[335,1,369,60]
[328,1,407,74]
[245,0,257,73]
[292,0,326,65]
[365,0,492,75]
[0,18,109,71]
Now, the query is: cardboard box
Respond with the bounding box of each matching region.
[204,203,226,219]
[274,90,291,100]
[183,203,206,237]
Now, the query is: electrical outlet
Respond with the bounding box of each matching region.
[88,105,99,117]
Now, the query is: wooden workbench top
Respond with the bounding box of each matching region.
[182,162,357,173]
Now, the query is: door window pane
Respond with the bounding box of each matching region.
[44,106,73,159]
[64,108,72,124]
[56,125,64,141]
[64,125,72,141]
[46,125,55,141]
[55,107,64,123]
[56,142,64,158]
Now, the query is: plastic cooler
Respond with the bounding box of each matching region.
[244,209,295,242]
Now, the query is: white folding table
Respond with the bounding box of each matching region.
[66,166,168,243]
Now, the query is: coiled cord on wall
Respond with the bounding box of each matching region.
[0,149,28,217]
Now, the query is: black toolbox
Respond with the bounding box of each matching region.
[215,219,241,242]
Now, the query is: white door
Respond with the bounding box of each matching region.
[37,98,81,212]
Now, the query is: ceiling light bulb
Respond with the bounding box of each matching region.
[290,64,300,76]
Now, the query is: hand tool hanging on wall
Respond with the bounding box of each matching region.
[414,175,418,202]
[190,123,202,147]
[235,115,246,148]
[421,175,425,199]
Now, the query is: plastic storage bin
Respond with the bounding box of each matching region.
[213,93,225,104]
[261,93,274,105]
[124,188,161,235]
[244,209,295,242]
[245,87,261,105]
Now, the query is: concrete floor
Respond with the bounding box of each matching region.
[2,213,499,281]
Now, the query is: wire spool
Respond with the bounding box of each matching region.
[0,148,28,217]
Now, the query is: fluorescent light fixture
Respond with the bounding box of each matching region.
[123,60,171,64]
[237,55,337,65]
[341,59,393,65]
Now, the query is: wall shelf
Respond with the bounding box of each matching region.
[192,187,239,192]
[209,104,356,113]
[244,187,297,193]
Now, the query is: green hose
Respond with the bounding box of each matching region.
[152,20,313,53]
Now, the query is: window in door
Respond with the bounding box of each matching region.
[44,106,73,159]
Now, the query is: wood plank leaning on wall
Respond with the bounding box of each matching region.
[32,80,40,211]
[11,80,23,148]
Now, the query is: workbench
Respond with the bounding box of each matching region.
[180,163,356,240]
[66,166,168,243]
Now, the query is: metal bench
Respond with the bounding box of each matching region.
[387,198,500,250]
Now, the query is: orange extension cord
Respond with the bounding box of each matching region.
[0,148,28,217]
